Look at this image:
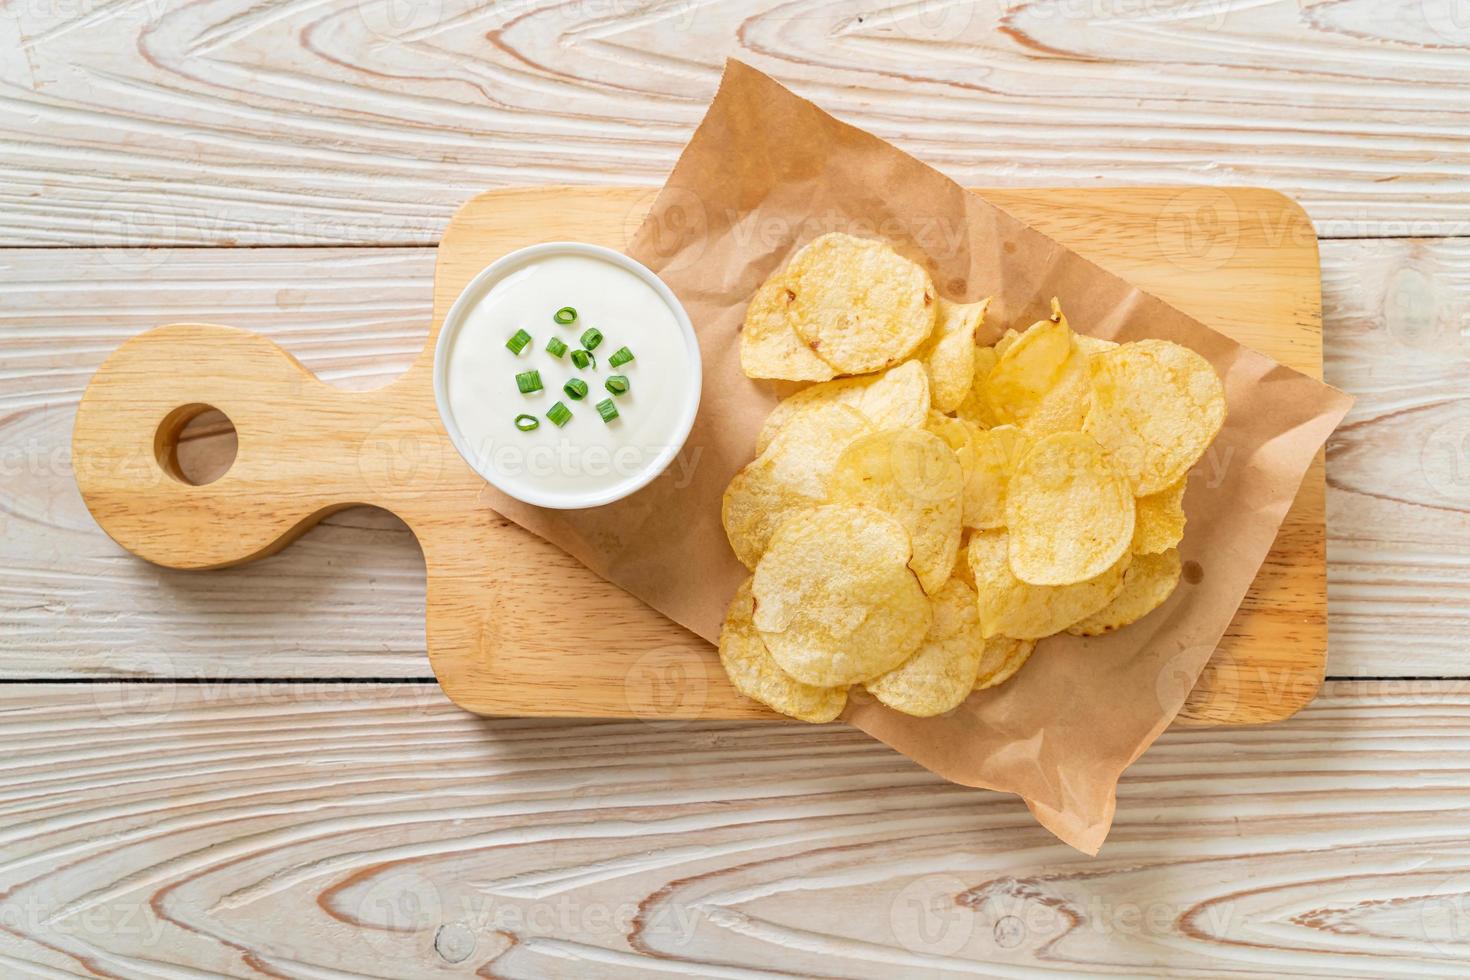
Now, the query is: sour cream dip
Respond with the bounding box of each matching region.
[434,242,701,509]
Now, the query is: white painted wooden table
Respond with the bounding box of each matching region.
[3,3,1469,976]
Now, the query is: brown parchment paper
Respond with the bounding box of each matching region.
[483,60,1353,853]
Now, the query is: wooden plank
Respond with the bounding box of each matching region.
[0,681,1467,976]
[1,0,1466,246]
[3,239,1463,681]
[1323,237,1470,678]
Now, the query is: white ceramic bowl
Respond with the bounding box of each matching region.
[433,242,701,509]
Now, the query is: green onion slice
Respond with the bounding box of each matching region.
[563,378,588,400]
[596,398,619,423]
[580,328,603,350]
[545,336,568,358]
[608,346,634,367]
[553,307,577,325]
[570,349,595,370]
[547,402,572,427]
[506,329,532,355]
[605,375,629,396]
[514,414,539,432]
[515,370,542,394]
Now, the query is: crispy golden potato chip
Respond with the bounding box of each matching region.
[984,310,1073,420]
[739,274,839,382]
[951,529,976,588]
[924,411,973,453]
[751,505,911,636]
[719,578,847,722]
[974,635,1036,691]
[755,360,930,455]
[968,530,1130,639]
[1006,432,1134,585]
[994,329,1020,357]
[783,233,936,375]
[917,297,989,413]
[1021,348,1092,437]
[1133,478,1187,554]
[986,301,1090,435]
[723,403,871,569]
[826,429,963,595]
[1076,334,1119,357]
[1084,338,1227,495]
[762,566,932,688]
[1068,548,1182,636]
[955,346,1000,429]
[865,579,984,716]
[754,505,931,686]
[963,424,1030,530]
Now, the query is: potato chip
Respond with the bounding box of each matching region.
[1083,338,1227,495]
[865,579,984,716]
[1006,432,1134,585]
[924,410,973,454]
[754,505,931,686]
[954,346,999,429]
[951,529,976,588]
[784,233,937,375]
[755,360,929,455]
[968,530,1130,639]
[1021,348,1092,437]
[719,578,847,722]
[974,635,1036,691]
[916,297,989,413]
[983,311,1071,419]
[722,403,871,568]
[1076,334,1119,357]
[994,329,1020,357]
[739,274,839,382]
[826,429,963,594]
[963,424,1030,530]
[1132,477,1187,554]
[986,301,1091,435]
[1068,548,1182,636]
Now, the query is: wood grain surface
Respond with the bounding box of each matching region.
[3,0,1469,973]
[1,0,1466,247]
[3,680,1470,977]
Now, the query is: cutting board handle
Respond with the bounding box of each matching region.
[72,322,457,569]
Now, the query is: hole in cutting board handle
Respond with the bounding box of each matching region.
[154,404,238,486]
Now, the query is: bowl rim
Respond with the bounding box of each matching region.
[432,241,702,510]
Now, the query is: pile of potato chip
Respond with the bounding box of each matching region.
[720,232,1227,722]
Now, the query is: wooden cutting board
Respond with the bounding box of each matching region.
[71,186,1325,726]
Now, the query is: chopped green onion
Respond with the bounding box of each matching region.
[563,378,588,400]
[545,336,568,358]
[580,328,603,351]
[506,329,532,355]
[605,375,629,396]
[570,349,595,370]
[515,370,542,394]
[608,346,634,367]
[553,307,577,325]
[514,414,539,432]
[596,398,619,423]
[547,402,572,427]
